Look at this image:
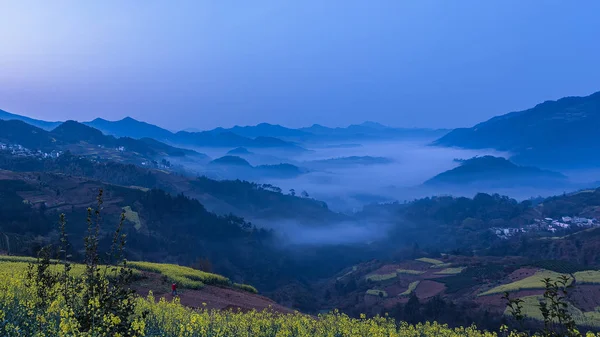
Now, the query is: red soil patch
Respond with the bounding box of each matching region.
[382,296,409,309]
[415,280,445,299]
[397,261,431,271]
[132,272,293,314]
[570,284,600,311]
[384,282,411,297]
[371,264,401,275]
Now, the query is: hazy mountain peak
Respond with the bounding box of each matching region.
[433,90,600,169]
[355,121,388,129]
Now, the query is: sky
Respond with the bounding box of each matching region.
[1,1,599,131]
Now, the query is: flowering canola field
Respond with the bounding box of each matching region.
[1,258,599,337]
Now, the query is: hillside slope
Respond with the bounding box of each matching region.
[424,156,567,188]
[0,150,339,223]
[433,91,600,169]
[0,108,61,130]
[0,119,206,163]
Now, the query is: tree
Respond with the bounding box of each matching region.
[301,190,309,198]
[404,293,422,324]
[289,189,296,196]
[25,189,144,337]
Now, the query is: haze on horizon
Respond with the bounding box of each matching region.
[1,1,600,131]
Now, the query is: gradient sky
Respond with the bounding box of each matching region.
[1,1,599,131]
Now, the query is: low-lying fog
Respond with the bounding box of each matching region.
[179,139,579,212]
[169,139,600,245]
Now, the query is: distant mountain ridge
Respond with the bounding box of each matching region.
[424,155,567,188]
[208,155,307,179]
[1,108,449,149]
[86,118,307,151]
[433,91,600,169]
[85,117,174,140]
[0,108,61,130]
[0,119,204,160]
[299,122,450,141]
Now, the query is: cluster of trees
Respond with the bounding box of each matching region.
[389,294,504,331]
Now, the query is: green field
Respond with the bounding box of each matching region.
[128,261,232,289]
[0,256,256,293]
[479,270,569,296]
[365,272,397,282]
[574,270,600,284]
[435,267,465,275]
[366,289,388,297]
[122,205,142,230]
[0,255,38,263]
[396,269,425,275]
[415,257,444,265]
[430,263,453,269]
[505,295,600,328]
[400,281,420,296]
[0,257,140,279]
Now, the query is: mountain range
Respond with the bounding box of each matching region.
[0,108,62,130]
[433,91,600,169]
[0,119,205,162]
[0,107,449,150]
[208,155,307,179]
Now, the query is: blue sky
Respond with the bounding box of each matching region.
[0,1,599,130]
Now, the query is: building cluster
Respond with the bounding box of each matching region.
[491,216,598,239]
[0,142,62,159]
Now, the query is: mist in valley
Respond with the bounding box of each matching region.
[177,139,584,212]
[156,135,600,251]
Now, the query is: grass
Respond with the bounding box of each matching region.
[574,270,600,284]
[233,283,258,294]
[366,273,397,282]
[505,295,600,328]
[396,269,425,275]
[366,289,388,297]
[479,270,570,296]
[400,281,420,296]
[128,261,231,289]
[416,257,444,265]
[435,267,466,275]
[0,255,38,263]
[430,263,453,269]
[122,205,142,231]
[0,256,258,294]
[0,258,140,279]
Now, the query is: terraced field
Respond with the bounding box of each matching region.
[435,267,465,275]
[400,281,420,296]
[396,269,425,275]
[415,257,444,265]
[128,261,249,291]
[122,205,142,230]
[505,295,600,328]
[574,270,600,284]
[365,273,397,282]
[366,289,388,297]
[479,270,569,296]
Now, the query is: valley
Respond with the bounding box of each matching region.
[1,91,600,334]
